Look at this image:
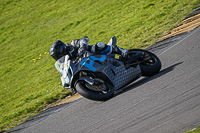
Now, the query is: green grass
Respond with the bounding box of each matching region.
[0,0,200,132]
[185,126,200,133]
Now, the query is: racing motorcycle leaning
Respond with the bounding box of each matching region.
[56,37,161,101]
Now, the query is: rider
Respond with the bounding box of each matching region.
[49,36,128,89]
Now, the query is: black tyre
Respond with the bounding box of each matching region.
[75,80,114,101]
[128,49,161,77]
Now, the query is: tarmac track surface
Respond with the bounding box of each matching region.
[7,27,200,133]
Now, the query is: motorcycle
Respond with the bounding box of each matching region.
[62,39,161,101]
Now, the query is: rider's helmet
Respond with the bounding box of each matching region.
[49,40,70,61]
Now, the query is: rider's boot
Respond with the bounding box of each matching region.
[112,45,128,60]
[108,36,128,60]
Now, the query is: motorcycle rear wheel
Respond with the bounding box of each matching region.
[128,49,161,77]
[75,80,114,101]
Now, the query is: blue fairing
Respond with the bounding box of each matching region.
[90,55,106,62]
[80,55,106,72]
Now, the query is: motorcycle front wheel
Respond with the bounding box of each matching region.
[75,80,114,101]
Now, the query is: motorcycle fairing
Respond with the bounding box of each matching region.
[69,55,106,88]
[101,57,141,90]
[70,54,141,90]
[79,55,106,72]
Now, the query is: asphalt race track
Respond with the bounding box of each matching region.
[7,27,200,133]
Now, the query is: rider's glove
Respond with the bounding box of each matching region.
[78,38,88,57]
[80,36,89,47]
[78,47,86,57]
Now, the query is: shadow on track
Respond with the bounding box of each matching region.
[114,62,183,97]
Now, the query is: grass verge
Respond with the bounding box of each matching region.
[185,126,200,133]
